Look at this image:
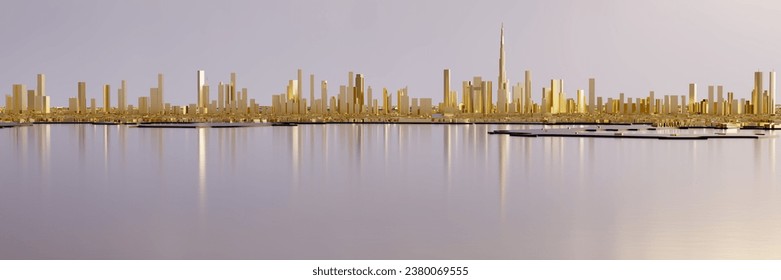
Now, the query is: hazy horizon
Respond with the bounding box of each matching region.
[2,0,781,107]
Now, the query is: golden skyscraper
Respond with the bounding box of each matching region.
[321,80,328,114]
[588,78,595,113]
[118,80,127,113]
[13,84,25,113]
[770,71,776,115]
[158,73,164,112]
[309,74,315,112]
[524,70,532,114]
[688,83,697,114]
[230,72,237,107]
[297,69,303,105]
[197,70,205,109]
[37,74,45,112]
[498,24,508,103]
[443,69,451,110]
[27,90,35,114]
[754,71,763,114]
[78,82,87,114]
[103,84,111,113]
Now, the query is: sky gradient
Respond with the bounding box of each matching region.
[2,0,781,107]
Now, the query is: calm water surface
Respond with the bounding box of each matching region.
[1,124,779,259]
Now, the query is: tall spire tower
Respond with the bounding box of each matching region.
[498,23,509,102]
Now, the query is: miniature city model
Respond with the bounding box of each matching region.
[2,25,780,129]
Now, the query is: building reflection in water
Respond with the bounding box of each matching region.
[444,125,452,190]
[691,140,699,180]
[542,137,551,184]
[357,124,363,177]
[38,124,51,181]
[218,126,225,165]
[578,138,585,185]
[103,125,110,175]
[198,127,208,213]
[498,130,508,218]
[469,125,476,163]
[756,137,777,186]
[400,124,407,159]
[481,125,488,165]
[322,125,329,174]
[13,127,28,178]
[769,137,776,186]
[309,124,316,169]
[588,136,595,172]
[523,132,532,179]
[754,137,762,185]
[156,128,163,163]
[383,124,389,167]
[578,137,584,170]
[78,124,86,164]
[292,126,300,189]
[555,137,563,179]
[230,128,237,170]
[119,124,127,167]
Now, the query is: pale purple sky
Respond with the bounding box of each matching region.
[2,0,781,106]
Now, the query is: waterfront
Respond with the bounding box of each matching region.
[1,124,779,259]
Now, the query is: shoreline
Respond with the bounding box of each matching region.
[3,109,781,129]
[0,119,779,130]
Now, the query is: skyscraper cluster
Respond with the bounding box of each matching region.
[194,71,259,115]
[56,72,259,117]
[1,25,778,119]
[4,74,50,114]
[270,69,433,117]
[437,25,776,117]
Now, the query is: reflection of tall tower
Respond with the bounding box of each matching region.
[198,127,207,212]
[498,24,509,103]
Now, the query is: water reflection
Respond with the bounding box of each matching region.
[78,124,85,164]
[383,124,389,166]
[754,137,762,186]
[292,126,300,189]
[38,125,51,181]
[356,125,363,178]
[155,128,163,163]
[12,127,27,181]
[119,124,126,167]
[198,127,207,213]
[771,138,777,183]
[498,132,507,217]
[103,125,109,174]
[444,125,452,190]
[1,124,781,259]
[578,138,585,184]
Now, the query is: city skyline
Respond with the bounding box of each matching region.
[5,1,781,271]
[2,1,781,107]
[2,23,778,121]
